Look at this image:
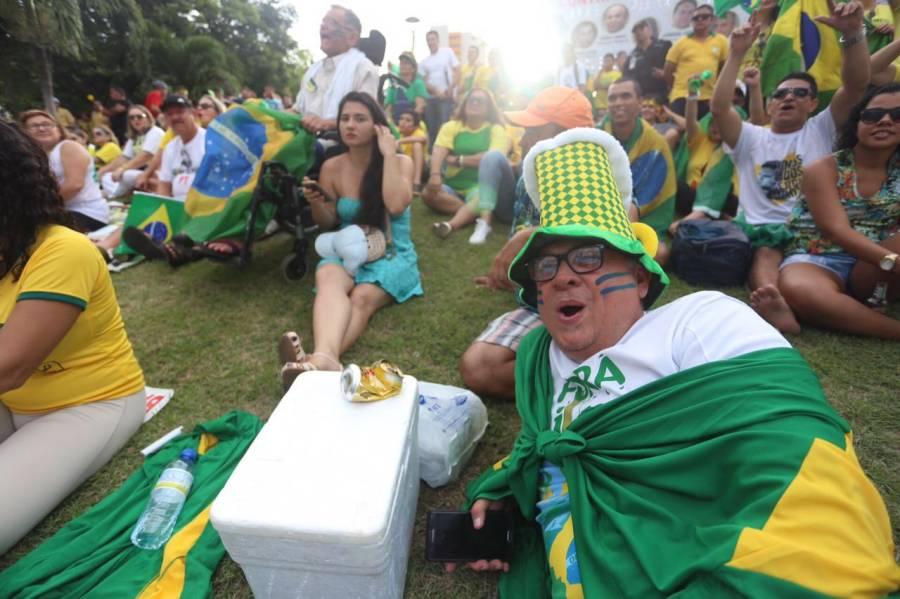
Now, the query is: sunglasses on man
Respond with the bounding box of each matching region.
[859,107,900,125]
[692,13,712,21]
[529,244,607,282]
[771,87,813,101]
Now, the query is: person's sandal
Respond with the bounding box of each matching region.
[281,360,316,391]
[432,221,452,239]
[308,352,342,371]
[278,331,306,364]
[123,226,168,260]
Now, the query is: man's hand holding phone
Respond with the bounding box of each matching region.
[431,499,511,573]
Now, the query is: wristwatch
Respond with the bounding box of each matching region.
[878,252,898,272]
[839,28,865,49]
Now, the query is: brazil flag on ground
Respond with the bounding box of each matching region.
[116,192,187,256]
[181,99,316,243]
[0,411,262,598]
[760,0,842,104]
[466,329,900,598]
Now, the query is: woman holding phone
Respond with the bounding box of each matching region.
[279,91,422,386]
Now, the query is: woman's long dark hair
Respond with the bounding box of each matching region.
[0,120,71,280]
[836,83,900,151]
[336,91,390,229]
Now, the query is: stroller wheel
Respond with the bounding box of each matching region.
[281,253,307,281]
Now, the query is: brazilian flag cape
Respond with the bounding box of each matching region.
[182,100,316,243]
[466,328,900,598]
[599,118,676,237]
[760,0,842,106]
[0,411,263,598]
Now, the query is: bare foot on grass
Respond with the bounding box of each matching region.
[750,284,801,335]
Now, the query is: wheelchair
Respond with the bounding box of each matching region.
[233,160,317,281]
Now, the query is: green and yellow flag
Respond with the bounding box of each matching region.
[0,411,263,598]
[467,328,900,598]
[760,0,842,104]
[115,192,187,256]
[182,100,315,243]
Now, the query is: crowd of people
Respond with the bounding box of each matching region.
[1,0,899,594]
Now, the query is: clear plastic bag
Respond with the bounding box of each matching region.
[417,382,489,488]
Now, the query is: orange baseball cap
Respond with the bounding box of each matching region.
[505,87,594,129]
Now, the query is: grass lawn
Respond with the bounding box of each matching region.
[2,199,898,597]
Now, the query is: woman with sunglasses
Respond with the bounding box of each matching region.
[98,104,163,199]
[90,125,122,169]
[195,94,226,127]
[753,83,900,339]
[424,87,512,244]
[0,121,145,554]
[20,110,109,233]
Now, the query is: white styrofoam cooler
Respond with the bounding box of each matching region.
[211,371,419,599]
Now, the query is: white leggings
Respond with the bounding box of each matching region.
[101,169,143,199]
[0,389,145,555]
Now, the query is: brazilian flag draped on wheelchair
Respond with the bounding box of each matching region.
[118,100,316,254]
[184,100,315,243]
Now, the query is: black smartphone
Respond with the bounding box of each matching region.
[425,510,514,562]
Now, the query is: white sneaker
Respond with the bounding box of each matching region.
[468,218,492,245]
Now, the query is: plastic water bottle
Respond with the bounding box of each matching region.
[131,448,199,550]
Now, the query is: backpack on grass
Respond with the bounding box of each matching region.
[671,219,751,287]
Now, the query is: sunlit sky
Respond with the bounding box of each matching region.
[288,0,564,89]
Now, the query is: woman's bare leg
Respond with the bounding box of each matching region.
[448,203,478,231]
[310,264,355,369]
[338,284,393,355]
[778,263,900,339]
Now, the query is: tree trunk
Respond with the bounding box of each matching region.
[36,45,55,116]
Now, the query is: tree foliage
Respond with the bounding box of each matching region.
[0,0,303,116]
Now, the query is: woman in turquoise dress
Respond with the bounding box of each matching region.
[280,92,421,383]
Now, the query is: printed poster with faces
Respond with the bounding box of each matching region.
[556,0,745,73]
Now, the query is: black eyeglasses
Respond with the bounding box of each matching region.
[528,244,606,282]
[859,107,900,124]
[771,87,813,101]
[692,13,712,21]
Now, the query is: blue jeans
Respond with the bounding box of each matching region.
[477,150,517,224]
[781,252,857,287]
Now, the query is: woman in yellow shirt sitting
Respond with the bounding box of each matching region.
[91,124,122,168]
[0,121,145,555]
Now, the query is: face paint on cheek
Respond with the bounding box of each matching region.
[594,271,635,296]
[537,289,544,306]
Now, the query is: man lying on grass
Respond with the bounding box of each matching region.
[448,128,900,597]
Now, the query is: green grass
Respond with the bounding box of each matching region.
[2,199,898,597]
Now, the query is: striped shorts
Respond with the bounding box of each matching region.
[475,307,542,351]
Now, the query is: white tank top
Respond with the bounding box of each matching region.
[49,141,109,224]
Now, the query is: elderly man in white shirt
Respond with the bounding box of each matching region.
[292,5,379,134]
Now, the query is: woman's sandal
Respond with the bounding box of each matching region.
[278,331,306,364]
[279,351,342,392]
[122,227,196,268]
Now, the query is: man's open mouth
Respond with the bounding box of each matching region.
[558,301,585,321]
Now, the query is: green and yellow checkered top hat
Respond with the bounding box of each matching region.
[509,127,668,308]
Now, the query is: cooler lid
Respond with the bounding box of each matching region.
[211,371,418,546]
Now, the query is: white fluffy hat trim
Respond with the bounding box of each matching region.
[522,127,633,212]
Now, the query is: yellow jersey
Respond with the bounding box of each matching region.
[0,226,144,413]
[666,34,729,101]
